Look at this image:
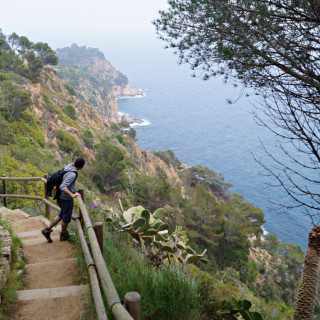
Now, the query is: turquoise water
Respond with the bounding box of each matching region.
[103,39,312,249]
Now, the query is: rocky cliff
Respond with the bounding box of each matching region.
[25,69,105,151]
[20,65,181,184]
[53,44,142,124]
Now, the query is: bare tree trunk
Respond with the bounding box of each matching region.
[293,227,320,320]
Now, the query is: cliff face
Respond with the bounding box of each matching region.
[21,66,180,183]
[54,44,142,124]
[23,69,105,158]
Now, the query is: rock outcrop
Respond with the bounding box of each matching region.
[54,44,141,124]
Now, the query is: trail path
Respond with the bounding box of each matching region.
[0,207,92,320]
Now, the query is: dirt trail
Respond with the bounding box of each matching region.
[0,207,92,320]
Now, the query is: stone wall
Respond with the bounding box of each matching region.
[0,226,12,301]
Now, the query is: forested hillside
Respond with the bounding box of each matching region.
[0,30,308,319]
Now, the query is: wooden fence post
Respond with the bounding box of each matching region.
[79,189,85,227]
[94,222,103,254]
[2,174,7,208]
[43,174,50,219]
[125,292,141,320]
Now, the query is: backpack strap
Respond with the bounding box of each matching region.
[62,170,78,187]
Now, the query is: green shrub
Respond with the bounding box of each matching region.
[63,83,76,96]
[126,127,136,140]
[8,136,44,168]
[0,80,31,121]
[0,118,14,145]
[41,93,56,113]
[92,140,126,191]
[240,261,259,282]
[153,150,183,170]
[10,110,45,146]
[83,130,95,148]
[63,105,77,120]
[116,134,124,144]
[119,120,130,128]
[110,122,120,131]
[130,171,172,211]
[0,72,9,81]
[56,129,82,156]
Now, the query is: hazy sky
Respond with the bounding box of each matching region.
[0,0,168,49]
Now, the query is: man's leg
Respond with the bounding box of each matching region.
[61,221,68,234]
[60,198,73,241]
[48,216,62,229]
[41,201,64,243]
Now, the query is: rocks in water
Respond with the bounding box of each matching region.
[120,113,144,126]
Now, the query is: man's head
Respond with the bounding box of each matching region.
[74,157,85,170]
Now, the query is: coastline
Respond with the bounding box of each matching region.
[117,88,150,126]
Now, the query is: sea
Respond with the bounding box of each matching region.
[101,36,312,250]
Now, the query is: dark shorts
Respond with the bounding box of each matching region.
[57,198,74,223]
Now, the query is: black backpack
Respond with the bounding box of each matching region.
[46,169,77,199]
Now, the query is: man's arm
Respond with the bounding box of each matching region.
[62,188,81,198]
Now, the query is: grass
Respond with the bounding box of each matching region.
[0,219,26,319]
[102,229,200,320]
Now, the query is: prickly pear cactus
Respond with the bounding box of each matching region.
[230,296,263,320]
[111,200,209,267]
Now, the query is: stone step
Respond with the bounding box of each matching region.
[22,236,61,246]
[17,284,89,301]
[24,258,80,289]
[16,225,61,238]
[0,207,30,222]
[12,209,31,218]
[23,240,78,264]
[12,219,48,234]
[10,295,90,320]
[26,257,77,268]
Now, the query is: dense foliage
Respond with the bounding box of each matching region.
[0,30,57,83]
[92,139,127,192]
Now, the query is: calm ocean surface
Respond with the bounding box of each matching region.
[102,38,312,249]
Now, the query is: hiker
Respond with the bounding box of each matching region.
[41,157,85,242]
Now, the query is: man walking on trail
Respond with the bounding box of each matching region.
[41,157,85,242]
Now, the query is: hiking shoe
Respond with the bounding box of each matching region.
[60,232,72,241]
[41,228,53,243]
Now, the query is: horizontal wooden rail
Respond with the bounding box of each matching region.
[42,198,60,212]
[41,177,47,184]
[76,218,108,320]
[0,194,59,212]
[0,194,42,201]
[76,196,133,320]
[0,177,42,181]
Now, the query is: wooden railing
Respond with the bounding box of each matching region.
[0,174,140,320]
